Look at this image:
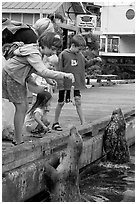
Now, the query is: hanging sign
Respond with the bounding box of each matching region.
[76,15,97,29]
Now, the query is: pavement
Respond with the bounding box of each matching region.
[2,82,135,148]
[48,82,135,128]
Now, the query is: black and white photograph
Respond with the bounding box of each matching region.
[2,1,135,202]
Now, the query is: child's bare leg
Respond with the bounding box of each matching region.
[52,102,64,131]
[75,96,85,125]
[14,102,28,144]
[54,102,64,124]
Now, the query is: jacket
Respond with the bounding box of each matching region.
[4,44,65,86]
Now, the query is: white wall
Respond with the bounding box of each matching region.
[101,4,135,34]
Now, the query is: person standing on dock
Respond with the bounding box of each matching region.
[52,34,100,131]
[2,32,74,145]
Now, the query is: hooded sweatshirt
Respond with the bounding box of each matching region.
[57,49,86,90]
[3,44,65,86]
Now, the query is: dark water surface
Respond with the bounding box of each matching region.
[26,145,135,202]
[80,145,135,202]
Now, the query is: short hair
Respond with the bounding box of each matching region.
[38,32,63,50]
[71,34,86,47]
[33,18,54,36]
[48,13,65,23]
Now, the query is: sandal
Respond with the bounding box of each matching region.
[31,127,44,134]
[52,122,62,131]
[47,128,51,133]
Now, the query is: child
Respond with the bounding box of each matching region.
[52,34,101,131]
[2,32,74,145]
[25,91,52,135]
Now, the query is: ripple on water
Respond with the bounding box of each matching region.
[80,146,135,202]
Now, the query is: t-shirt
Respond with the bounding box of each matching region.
[57,49,86,90]
[25,108,44,125]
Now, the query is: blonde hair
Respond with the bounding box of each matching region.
[33,18,54,36]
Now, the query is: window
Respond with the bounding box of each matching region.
[126,9,135,20]
[11,13,21,22]
[100,37,106,52]
[2,13,10,19]
[23,14,33,25]
[100,36,119,53]
[107,36,119,53]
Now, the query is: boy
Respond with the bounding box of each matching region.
[52,34,101,131]
[2,32,74,145]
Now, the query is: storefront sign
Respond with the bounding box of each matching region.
[76,15,97,28]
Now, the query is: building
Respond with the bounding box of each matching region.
[2,2,85,26]
[2,2,102,48]
[99,2,135,79]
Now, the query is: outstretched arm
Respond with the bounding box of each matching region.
[27,53,75,83]
[85,56,102,68]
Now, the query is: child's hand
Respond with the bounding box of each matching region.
[64,73,75,83]
[43,126,49,132]
[95,57,102,62]
[51,80,57,86]
[46,78,56,86]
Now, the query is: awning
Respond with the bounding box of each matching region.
[2,2,63,14]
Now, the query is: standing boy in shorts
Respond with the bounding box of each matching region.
[52,34,101,131]
[2,32,74,145]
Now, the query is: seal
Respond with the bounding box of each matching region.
[44,126,83,202]
[103,108,130,163]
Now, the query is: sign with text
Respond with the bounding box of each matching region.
[76,15,97,29]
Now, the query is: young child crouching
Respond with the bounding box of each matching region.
[25,91,52,135]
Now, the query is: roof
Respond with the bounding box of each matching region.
[71,2,86,14]
[2,2,63,14]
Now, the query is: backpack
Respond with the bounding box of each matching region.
[2,42,24,60]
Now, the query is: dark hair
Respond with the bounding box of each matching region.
[71,34,86,47]
[48,13,65,23]
[27,91,52,114]
[38,32,62,50]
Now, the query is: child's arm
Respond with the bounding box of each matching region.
[33,111,48,131]
[85,56,102,68]
[27,53,75,83]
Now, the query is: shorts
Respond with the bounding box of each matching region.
[2,69,27,104]
[58,90,81,103]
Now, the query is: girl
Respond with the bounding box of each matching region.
[2,32,74,145]
[25,91,52,135]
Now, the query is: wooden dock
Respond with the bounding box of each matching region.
[2,83,135,202]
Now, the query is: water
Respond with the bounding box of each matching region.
[80,145,135,202]
[26,145,135,202]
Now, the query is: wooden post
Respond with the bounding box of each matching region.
[103,108,130,163]
[44,126,83,202]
